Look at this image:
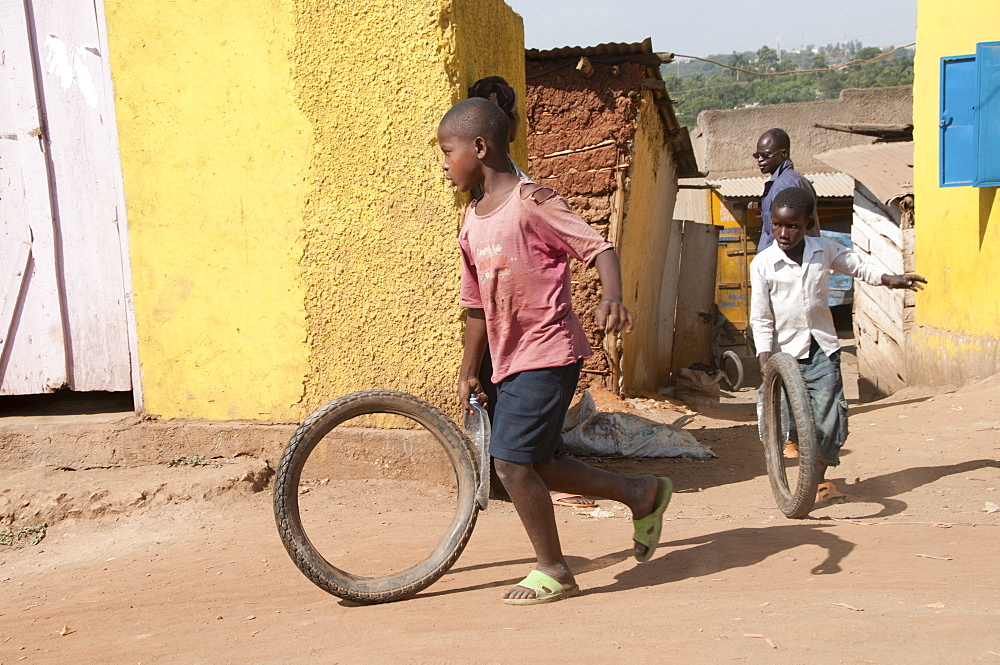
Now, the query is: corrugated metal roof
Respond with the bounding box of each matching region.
[526,38,652,61]
[706,172,854,199]
[816,142,913,204]
[808,172,856,197]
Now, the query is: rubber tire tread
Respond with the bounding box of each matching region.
[273,390,479,604]
[759,353,821,518]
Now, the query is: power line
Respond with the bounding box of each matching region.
[671,42,915,78]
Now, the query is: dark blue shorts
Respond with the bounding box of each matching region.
[489,361,582,464]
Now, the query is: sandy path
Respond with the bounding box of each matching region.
[2,376,999,664]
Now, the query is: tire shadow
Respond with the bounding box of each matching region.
[825,458,1000,519]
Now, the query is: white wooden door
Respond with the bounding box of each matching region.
[0,0,133,395]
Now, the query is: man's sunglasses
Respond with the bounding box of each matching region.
[753,150,784,159]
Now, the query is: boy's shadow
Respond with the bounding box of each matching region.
[583,523,853,596]
[826,458,1000,519]
[413,523,852,601]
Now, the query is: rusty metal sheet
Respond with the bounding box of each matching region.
[816,141,914,204]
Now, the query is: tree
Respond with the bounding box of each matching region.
[756,45,778,72]
[663,42,914,129]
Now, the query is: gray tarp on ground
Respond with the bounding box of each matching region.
[561,392,715,459]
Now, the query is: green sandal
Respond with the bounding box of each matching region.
[502,570,581,606]
[632,477,673,562]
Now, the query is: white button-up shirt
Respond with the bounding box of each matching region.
[750,236,885,359]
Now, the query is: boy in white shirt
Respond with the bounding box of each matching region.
[750,187,926,501]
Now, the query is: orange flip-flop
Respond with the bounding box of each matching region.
[816,481,846,503]
[783,441,800,458]
[550,492,597,508]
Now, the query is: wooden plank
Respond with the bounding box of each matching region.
[855,305,906,364]
[670,221,720,377]
[854,187,904,243]
[30,0,132,391]
[855,290,904,345]
[854,192,903,248]
[902,228,916,273]
[854,307,906,390]
[91,0,141,409]
[855,280,905,337]
[852,218,904,274]
[0,243,32,364]
[0,2,68,394]
[657,219,683,386]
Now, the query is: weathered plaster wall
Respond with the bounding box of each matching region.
[451,1,528,170]
[105,0,313,420]
[295,0,524,414]
[909,0,1000,386]
[618,95,678,392]
[106,0,524,420]
[526,60,678,393]
[526,61,643,387]
[694,86,913,179]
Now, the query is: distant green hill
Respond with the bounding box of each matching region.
[662,41,914,129]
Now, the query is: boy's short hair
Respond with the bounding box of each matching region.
[772,186,814,216]
[439,98,509,149]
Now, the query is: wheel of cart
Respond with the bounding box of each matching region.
[272,390,482,604]
[758,353,822,518]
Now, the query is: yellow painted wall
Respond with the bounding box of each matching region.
[106,0,524,420]
[618,94,678,392]
[295,0,524,413]
[451,2,528,170]
[105,0,313,420]
[910,0,1000,383]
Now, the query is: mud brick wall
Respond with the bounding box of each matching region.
[525,60,645,387]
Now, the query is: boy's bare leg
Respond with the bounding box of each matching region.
[536,457,660,559]
[497,457,662,600]
[494,459,574,600]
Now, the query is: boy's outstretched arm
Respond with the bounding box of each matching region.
[592,248,634,334]
[459,308,488,414]
[831,248,927,292]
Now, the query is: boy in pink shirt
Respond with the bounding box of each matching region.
[439,98,672,605]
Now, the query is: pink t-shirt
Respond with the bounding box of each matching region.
[459,180,613,383]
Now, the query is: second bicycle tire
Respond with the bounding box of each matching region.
[759,353,821,518]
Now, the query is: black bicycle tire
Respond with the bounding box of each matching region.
[760,353,821,518]
[721,349,746,391]
[273,390,479,604]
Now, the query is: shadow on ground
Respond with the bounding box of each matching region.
[848,396,934,415]
[826,458,1000,519]
[415,523,853,602]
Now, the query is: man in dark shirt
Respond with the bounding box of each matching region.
[755,128,819,252]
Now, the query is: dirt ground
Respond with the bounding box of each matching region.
[2,355,1000,664]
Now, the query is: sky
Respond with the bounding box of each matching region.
[502,0,917,58]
